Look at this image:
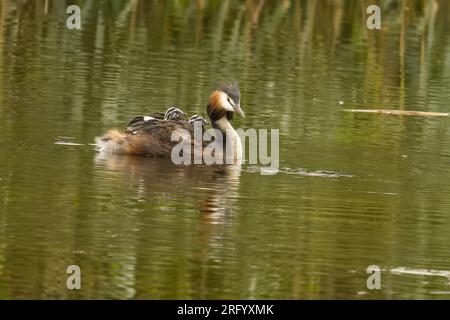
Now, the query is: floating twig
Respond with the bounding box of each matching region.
[342,109,449,117]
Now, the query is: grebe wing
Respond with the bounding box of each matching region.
[126,112,166,133]
[97,118,210,157]
[129,119,202,155]
[126,106,188,133]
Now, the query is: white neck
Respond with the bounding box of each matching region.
[214,116,242,163]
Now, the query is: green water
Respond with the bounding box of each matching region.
[1,0,450,299]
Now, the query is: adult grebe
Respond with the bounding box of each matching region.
[95,83,245,162]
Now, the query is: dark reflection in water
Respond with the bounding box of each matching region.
[1,0,450,299]
[92,155,243,299]
[94,153,242,223]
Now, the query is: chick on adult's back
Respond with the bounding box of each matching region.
[95,83,245,160]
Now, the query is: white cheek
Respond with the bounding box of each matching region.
[221,95,234,112]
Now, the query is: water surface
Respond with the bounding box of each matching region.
[1,0,450,299]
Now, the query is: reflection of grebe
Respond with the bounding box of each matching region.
[94,154,241,223]
[93,155,242,298]
[95,83,244,163]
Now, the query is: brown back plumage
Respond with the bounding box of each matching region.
[96,111,207,157]
[95,84,240,157]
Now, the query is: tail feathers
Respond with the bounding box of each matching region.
[95,129,135,155]
[95,129,172,156]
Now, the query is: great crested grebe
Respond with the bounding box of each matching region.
[95,83,245,162]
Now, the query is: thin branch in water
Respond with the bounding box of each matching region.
[342,109,449,117]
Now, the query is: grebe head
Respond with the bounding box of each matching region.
[207,83,245,122]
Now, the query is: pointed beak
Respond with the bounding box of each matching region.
[235,104,245,118]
